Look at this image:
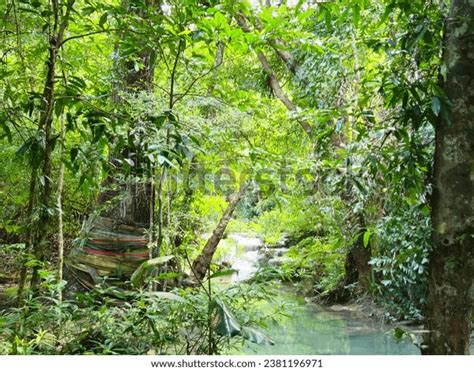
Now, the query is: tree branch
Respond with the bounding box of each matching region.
[172,58,224,107]
[235,13,312,135]
[59,28,119,47]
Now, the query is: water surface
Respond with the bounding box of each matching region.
[243,290,420,355]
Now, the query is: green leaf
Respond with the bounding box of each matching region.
[352,5,360,25]
[124,158,135,167]
[208,300,273,344]
[142,291,186,303]
[208,268,238,280]
[152,115,167,128]
[393,327,406,341]
[363,230,371,248]
[157,155,178,169]
[210,299,241,337]
[177,29,191,36]
[25,259,42,268]
[0,119,12,142]
[15,137,34,158]
[352,178,367,195]
[156,272,181,281]
[82,6,97,16]
[99,12,108,28]
[130,255,174,288]
[431,96,441,116]
[146,153,155,163]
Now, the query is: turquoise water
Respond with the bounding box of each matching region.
[243,291,420,355]
[219,234,420,355]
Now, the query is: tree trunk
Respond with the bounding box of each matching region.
[422,0,474,355]
[325,224,371,303]
[96,0,158,228]
[191,184,247,281]
[16,166,37,304]
[345,226,371,288]
[65,2,159,290]
[57,111,66,301]
[97,180,153,227]
[29,38,59,290]
[30,0,75,291]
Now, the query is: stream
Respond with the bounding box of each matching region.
[217,233,421,355]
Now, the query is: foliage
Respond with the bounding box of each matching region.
[0,271,278,355]
[0,0,458,353]
[130,255,176,288]
[370,207,430,321]
[286,236,345,295]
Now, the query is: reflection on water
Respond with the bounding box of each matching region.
[243,291,420,355]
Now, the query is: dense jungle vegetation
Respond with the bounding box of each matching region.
[0,0,473,356]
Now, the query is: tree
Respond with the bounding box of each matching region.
[95,0,157,229]
[422,0,474,355]
[236,4,373,295]
[28,0,76,292]
[191,183,247,281]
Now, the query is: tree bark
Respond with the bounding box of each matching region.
[191,184,247,281]
[324,218,371,303]
[422,0,474,355]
